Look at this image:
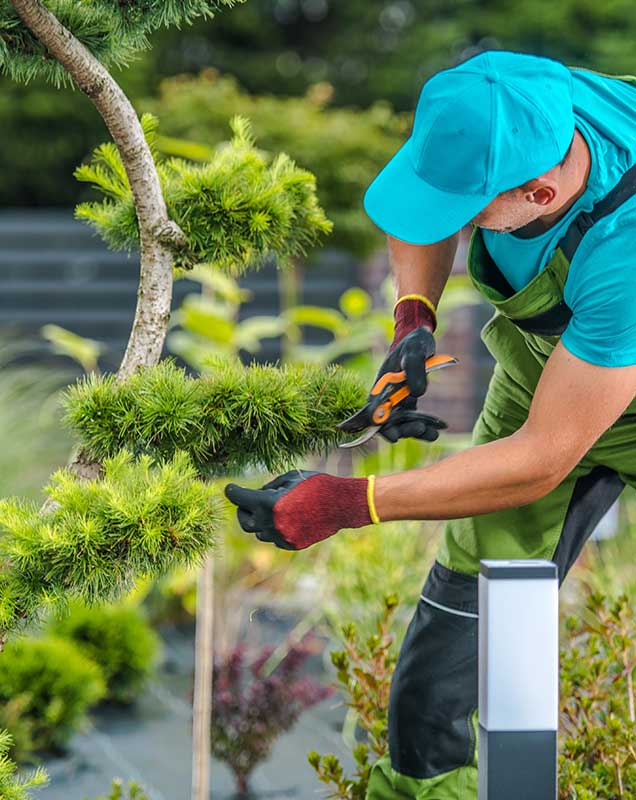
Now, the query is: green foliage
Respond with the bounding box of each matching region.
[88,779,150,800]
[558,592,636,799]
[63,359,366,476]
[140,1,636,111]
[0,636,105,754]
[316,518,439,642]
[0,348,70,502]
[308,595,398,799]
[0,0,237,87]
[168,265,290,369]
[41,324,103,374]
[6,3,636,208]
[0,451,221,633]
[170,270,480,387]
[48,603,160,704]
[74,114,332,271]
[147,72,407,256]
[280,288,390,366]
[0,77,104,206]
[0,730,47,800]
[0,698,35,766]
[309,589,636,799]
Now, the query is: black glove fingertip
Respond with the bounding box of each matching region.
[379,425,399,443]
[237,507,259,533]
[224,482,239,502]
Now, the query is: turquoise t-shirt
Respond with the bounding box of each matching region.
[483,68,636,367]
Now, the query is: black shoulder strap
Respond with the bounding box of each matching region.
[559,162,636,261]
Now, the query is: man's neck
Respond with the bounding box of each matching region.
[513,129,592,239]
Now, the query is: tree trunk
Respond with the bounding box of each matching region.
[192,555,215,800]
[235,772,251,797]
[9,0,187,380]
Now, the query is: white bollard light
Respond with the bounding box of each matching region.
[478,559,559,800]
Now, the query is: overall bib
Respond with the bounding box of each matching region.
[367,76,636,800]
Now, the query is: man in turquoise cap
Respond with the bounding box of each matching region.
[226,50,636,798]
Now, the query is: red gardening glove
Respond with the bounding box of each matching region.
[391,296,437,350]
[224,470,376,550]
[381,297,437,399]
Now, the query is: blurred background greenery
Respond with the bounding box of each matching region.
[5,0,636,208]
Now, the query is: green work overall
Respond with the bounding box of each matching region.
[366,79,636,799]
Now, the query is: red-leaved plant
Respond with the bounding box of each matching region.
[211,639,332,797]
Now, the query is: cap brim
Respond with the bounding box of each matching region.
[364,139,497,245]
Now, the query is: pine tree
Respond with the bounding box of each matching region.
[1,2,364,796]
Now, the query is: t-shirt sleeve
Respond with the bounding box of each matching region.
[561,216,636,367]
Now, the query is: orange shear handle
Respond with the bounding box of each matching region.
[369,353,457,425]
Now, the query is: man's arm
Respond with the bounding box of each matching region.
[375,341,636,520]
[225,341,636,552]
[388,232,460,306]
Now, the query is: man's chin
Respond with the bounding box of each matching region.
[476,223,515,234]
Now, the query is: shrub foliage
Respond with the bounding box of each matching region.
[74,115,332,272]
[0,636,105,754]
[49,603,160,705]
[309,592,636,800]
[212,641,331,796]
[559,592,636,799]
[64,359,365,476]
[0,730,47,800]
[0,1,238,87]
[308,595,398,799]
[0,450,222,634]
[148,72,408,257]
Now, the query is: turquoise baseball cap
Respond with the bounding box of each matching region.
[364,50,575,244]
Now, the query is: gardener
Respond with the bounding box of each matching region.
[225,50,636,799]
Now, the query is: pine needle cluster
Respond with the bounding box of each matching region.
[0,730,47,800]
[63,359,366,476]
[0,451,222,634]
[0,0,237,87]
[74,115,332,271]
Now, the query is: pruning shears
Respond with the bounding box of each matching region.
[337,354,459,449]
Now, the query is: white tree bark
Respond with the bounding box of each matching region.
[10,0,187,380]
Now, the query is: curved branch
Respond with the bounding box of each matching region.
[10,0,185,380]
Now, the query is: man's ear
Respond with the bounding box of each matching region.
[523,179,558,207]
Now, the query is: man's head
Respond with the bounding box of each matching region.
[363,51,577,244]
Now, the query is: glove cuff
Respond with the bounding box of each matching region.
[391,295,437,350]
[273,474,379,549]
[367,474,380,524]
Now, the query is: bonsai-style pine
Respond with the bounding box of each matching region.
[0,2,364,796]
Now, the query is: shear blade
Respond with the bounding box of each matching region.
[337,405,372,434]
[338,425,381,449]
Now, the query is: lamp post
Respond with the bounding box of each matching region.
[478,559,559,800]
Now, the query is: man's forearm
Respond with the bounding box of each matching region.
[374,429,565,521]
[389,232,459,306]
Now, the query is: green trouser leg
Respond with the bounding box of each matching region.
[366,359,630,800]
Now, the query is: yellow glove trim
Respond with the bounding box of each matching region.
[394,293,438,321]
[367,474,380,525]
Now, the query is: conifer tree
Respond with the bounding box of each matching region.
[0,2,364,796]
[0,0,362,635]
